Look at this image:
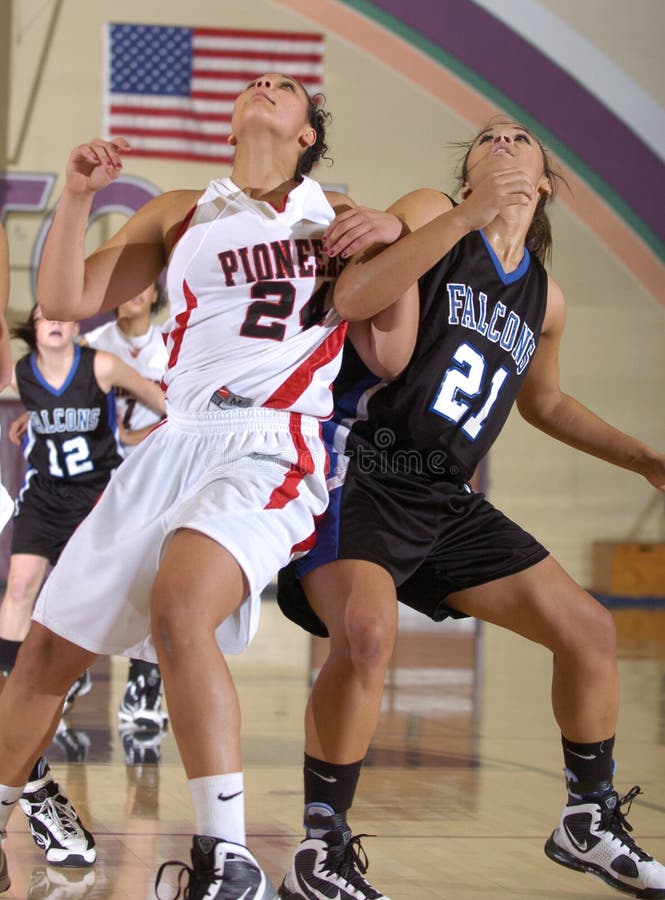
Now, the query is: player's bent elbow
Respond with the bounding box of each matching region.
[333,290,372,323]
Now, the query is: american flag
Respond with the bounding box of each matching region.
[104,23,324,164]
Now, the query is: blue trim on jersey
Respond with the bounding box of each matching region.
[294,483,343,579]
[479,230,531,284]
[106,387,119,435]
[29,343,81,397]
[334,373,383,423]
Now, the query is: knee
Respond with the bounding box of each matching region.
[150,591,197,664]
[3,576,36,611]
[586,603,617,658]
[15,627,86,693]
[557,600,617,662]
[343,607,396,675]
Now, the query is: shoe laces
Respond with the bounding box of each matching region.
[154,859,221,900]
[600,786,653,862]
[31,789,81,843]
[325,833,382,898]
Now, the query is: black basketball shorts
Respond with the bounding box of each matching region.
[278,460,549,636]
[11,473,108,565]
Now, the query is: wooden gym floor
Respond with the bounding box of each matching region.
[1,599,664,899]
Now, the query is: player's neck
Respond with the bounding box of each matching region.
[117,315,151,339]
[230,141,299,205]
[482,207,533,272]
[35,343,76,389]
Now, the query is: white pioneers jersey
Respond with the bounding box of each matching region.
[163,176,347,417]
[83,321,167,453]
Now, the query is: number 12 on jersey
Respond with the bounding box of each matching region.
[431,342,509,440]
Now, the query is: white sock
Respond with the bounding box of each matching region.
[0,784,24,831]
[189,772,245,845]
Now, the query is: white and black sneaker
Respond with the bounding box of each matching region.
[155,836,278,899]
[118,672,166,732]
[545,786,665,897]
[279,814,389,900]
[18,763,96,867]
[0,832,10,893]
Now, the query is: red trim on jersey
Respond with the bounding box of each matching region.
[291,531,317,554]
[267,178,303,213]
[264,322,348,410]
[265,412,314,510]
[166,279,199,370]
[173,206,197,244]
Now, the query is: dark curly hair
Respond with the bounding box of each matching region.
[294,84,332,180]
[455,117,567,265]
[114,280,168,319]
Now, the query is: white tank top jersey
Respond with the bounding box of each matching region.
[163,175,347,418]
[83,320,167,448]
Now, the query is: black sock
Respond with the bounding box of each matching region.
[562,734,615,800]
[0,638,22,673]
[303,753,363,815]
[128,658,160,684]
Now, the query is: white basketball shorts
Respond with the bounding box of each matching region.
[32,406,329,658]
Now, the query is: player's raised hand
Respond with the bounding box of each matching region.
[323,207,403,259]
[65,137,132,195]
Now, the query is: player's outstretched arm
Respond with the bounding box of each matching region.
[516,277,665,489]
[94,350,166,418]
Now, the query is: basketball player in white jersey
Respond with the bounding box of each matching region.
[82,283,169,739]
[82,282,167,455]
[0,74,416,900]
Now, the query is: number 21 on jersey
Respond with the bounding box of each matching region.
[431,342,509,440]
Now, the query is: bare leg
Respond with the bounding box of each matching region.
[447,555,618,741]
[150,528,248,778]
[0,623,96,785]
[0,554,49,641]
[304,559,398,763]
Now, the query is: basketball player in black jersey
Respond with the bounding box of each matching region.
[0,233,95,887]
[0,304,165,878]
[277,120,665,900]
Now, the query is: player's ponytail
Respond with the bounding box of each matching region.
[11,305,39,351]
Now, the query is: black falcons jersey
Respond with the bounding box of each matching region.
[341,229,549,483]
[16,344,122,484]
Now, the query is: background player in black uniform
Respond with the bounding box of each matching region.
[10,284,170,738]
[0,304,165,874]
[0,238,99,883]
[0,304,165,646]
[277,120,665,900]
